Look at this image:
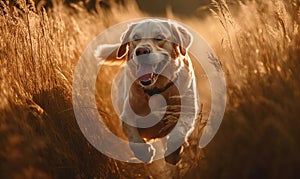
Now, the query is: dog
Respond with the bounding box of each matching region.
[94,19,199,165]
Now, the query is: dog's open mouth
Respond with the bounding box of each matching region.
[136,59,168,86]
[138,73,157,86]
[136,64,157,86]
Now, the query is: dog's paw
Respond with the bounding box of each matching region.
[165,146,182,165]
[129,142,155,163]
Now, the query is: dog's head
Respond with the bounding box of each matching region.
[117,19,193,90]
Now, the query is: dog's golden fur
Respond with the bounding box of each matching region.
[95,19,198,164]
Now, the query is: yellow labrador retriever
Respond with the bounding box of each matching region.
[95,19,198,164]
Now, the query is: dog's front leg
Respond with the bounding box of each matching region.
[121,100,155,163]
[164,125,187,165]
[122,122,155,163]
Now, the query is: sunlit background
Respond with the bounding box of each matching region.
[0,0,299,178]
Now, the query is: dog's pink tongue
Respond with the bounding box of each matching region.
[136,65,152,81]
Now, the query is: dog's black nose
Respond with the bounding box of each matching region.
[135,47,151,56]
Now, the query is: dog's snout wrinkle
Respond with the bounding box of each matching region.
[136,47,151,56]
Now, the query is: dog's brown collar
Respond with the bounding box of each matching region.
[143,75,178,96]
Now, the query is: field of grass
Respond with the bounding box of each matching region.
[0,0,299,178]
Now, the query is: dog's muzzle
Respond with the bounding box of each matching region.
[134,50,168,87]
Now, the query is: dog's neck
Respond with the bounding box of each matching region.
[143,74,178,96]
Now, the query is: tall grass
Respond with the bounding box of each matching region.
[197,0,300,178]
[0,2,114,178]
[0,0,299,178]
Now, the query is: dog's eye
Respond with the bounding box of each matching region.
[133,34,141,41]
[155,34,165,41]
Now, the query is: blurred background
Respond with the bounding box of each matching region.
[0,0,299,178]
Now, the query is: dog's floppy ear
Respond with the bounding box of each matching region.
[170,23,193,56]
[116,23,136,59]
[94,44,126,65]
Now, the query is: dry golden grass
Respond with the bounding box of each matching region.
[199,0,300,178]
[0,0,299,178]
[0,1,112,178]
